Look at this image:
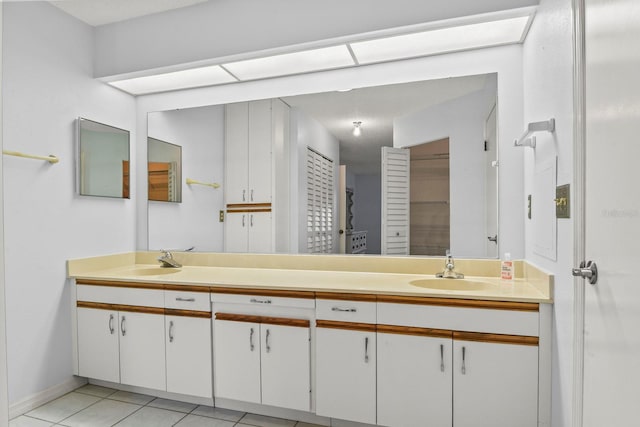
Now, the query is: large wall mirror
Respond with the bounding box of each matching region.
[147,73,498,258]
[76,117,130,198]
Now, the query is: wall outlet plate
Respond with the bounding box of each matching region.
[556,184,570,218]
[219,210,225,222]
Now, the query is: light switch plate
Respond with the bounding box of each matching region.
[556,184,570,218]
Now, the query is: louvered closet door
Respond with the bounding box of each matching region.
[306,148,334,253]
[381,147,410,255]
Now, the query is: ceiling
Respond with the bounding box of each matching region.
[49,0,209,26]
[281,74,490,175]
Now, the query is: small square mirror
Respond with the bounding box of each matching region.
[76,117,130,198]
[148,137,182,202]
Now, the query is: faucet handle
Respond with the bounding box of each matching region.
[445,249,452,258]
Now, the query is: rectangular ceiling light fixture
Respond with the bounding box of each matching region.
[350,15,533,65]
[222,45,356,81]
[109,65,237,95]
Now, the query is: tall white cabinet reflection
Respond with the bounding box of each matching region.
[224,98,290,253]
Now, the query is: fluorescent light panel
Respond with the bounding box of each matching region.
[109,65,237,95]
[350,15,532,64]
[106,12,533,95]
[222,45,355,81]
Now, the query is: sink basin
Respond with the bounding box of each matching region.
[123,267,181,276]
[410,278,494,291]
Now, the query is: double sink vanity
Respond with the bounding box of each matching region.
[67,252,552,427]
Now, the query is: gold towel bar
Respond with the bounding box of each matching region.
[3,150,59,164]
[186,178,220,189]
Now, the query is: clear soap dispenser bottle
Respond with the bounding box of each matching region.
[501,252,514,280]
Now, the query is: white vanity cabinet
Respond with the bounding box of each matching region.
[212,290,314,412]
[452,334,538,427]
[376,296,542,427]
[164,288,213,399]
[376,327,453,427]
[315,295,377,425]
[74,282,213,399]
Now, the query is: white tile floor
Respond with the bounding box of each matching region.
[10,385,323,427]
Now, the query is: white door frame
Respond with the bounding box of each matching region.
[571,0,586,426]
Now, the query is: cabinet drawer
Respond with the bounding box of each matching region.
[77,285,164,308]
[211,292,315,309]
[377,302,539,336]
[165,290,211,312]
[316,299,376,324]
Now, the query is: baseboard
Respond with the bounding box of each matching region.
[9,376,87,419]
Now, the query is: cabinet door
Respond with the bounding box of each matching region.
[77,308,119,383]
[214,319,261,404]
[119,311,166,391]
[453,339,538,427]
[316,327,376,424]
[166,315,212,398]
[260,323,310,411]
[225,102,249,204]
[377,332,452,427]
[248,211,272,253]
[248,99,272,203]
[225,212,248,253]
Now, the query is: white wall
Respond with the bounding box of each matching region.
[93,0,539,78]
[147,106,224,252]
[2,2,136,405]
[135,45,525,258]
[291,108,340,253]
[353,174,382,254]
[522,0,575,426]
[0,3,8,423]
[393,81,497,257]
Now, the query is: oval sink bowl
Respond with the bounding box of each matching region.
[410,278,494,291]
[124,267,181,276]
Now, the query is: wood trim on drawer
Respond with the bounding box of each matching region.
[377,324,453,339]
[315,292,377,302]
[376,295,539,312]
[226,208,272,213]
[77,301,164,315]
[453,331,539,346]
[316,319,376,332]
[76,279,165,290]
[214,313,309,327]
[164,284,211,293]
[210,286,316,299]
[227,203,272,209]
[165,309,212,319]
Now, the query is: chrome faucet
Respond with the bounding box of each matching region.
[158,250,182,268]
[436,250,464,279]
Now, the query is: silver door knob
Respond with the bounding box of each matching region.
[572,261,598,285]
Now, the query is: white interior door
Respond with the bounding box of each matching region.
[582,0,640,425]
[381,147,410,255]
[484,103,498,258]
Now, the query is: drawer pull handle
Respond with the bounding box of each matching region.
[175,297,196,302]
[169,320,174,343]
[331,307,356,313]
[121,316,126,337]
[250,298,272,304]
[365,336,369,363]
[440,344,445,372]
[266,329,271,353]
[249,327,255,351]
[461,346,466,375]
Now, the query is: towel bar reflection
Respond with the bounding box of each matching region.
[514,118,556,148]
[3,150,59,164]
[186,178,220,189]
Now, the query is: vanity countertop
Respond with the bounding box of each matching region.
[68,253,553,303]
